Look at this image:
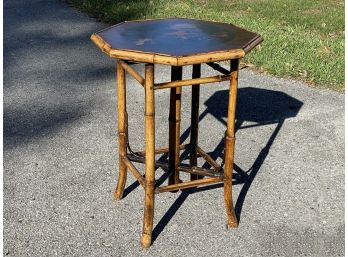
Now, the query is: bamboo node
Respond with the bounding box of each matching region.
[145,181,156,186]
[225,135,235,140]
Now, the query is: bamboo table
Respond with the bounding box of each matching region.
[91,18,262,248]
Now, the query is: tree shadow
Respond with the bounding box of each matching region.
[3,104,90,149]
[4,0,156,150]
[3,0,118,150]
[65,0,156,24]
[151,86,303,243]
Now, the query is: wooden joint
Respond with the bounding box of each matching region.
[223,176,232,182]
[119,60,145,87]
[196,146,221,170]
[122,156,145,188]
[91,34,112,54]
[145,181,156,186]
[168,118,181,123]
[189,144,197,151]
[225,135,235,141]
[230,59,240,72]
[119,152,127,157]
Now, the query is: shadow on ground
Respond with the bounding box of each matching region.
[4,0,156,150]
[123,87,303,243]
[3,0,116,150]
[4,0,303,245]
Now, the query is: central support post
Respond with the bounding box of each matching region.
[168,66,183,186]
[190,64,202,180]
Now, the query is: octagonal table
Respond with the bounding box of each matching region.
[91,18,263,248]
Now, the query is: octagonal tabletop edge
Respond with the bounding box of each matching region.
[91,18,263,65]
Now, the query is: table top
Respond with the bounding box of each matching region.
[91,18,262,65]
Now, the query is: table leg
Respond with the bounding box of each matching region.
[168,66,182,186]
[190,64,202,180]
[114,61,127,200]
[223,59,239,228]
[141,63,156,248]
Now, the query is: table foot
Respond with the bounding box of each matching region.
[140,233,152,248]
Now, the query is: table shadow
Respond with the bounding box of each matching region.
[151,86,303,243]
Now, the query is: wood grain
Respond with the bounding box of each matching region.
[223,59,239,228]
[114,62,127,200]
[141,63,156,248]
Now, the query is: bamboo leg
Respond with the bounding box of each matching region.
[141,63,156,248]
[223,59,239,228]
[114,61,128,200]
[168,66,183,186]
[190,64,202,180]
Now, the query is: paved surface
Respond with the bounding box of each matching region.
[4,0,344,256]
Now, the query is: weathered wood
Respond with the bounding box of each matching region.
[122,156,145,188]
[114,62,127,200]
[156,177,223,193]
[190,64,201,180]
[154,74,230,90]
[119,60,145,87]
[223,59,239,228]
[141,63,156,248]
[168,66,183,186]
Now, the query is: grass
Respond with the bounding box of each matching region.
[67,0,345,91]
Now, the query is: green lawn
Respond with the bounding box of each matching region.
[68,0,344,91]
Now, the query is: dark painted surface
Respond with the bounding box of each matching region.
[97,18,261,56]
